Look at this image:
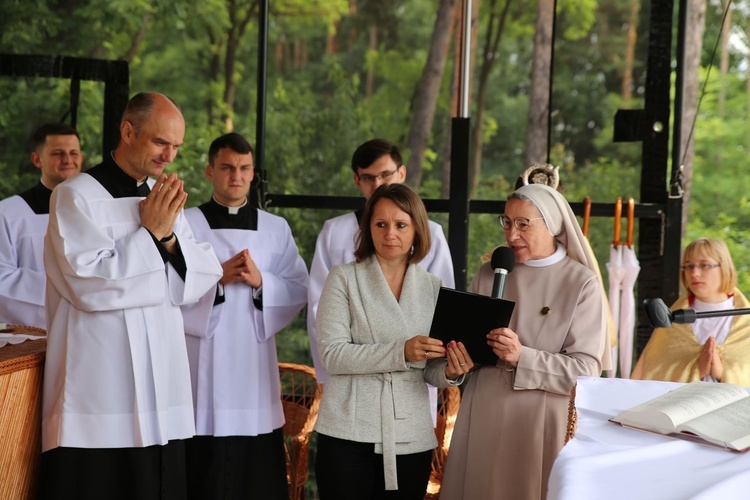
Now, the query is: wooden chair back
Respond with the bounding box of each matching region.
[425,386,461,499]
[278,362,322,500]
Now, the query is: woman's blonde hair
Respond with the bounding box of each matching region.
[681,237,736,297]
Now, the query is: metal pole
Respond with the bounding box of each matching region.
[459,0,473,117]
[672,0,687,178]
[254,0,269,209]
[449,0,473,289]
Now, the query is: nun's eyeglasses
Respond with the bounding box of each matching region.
[498,215,544,232]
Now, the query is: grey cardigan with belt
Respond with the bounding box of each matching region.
[314,255,459,490]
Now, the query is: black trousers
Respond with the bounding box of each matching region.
[315,433,432,500]
[38,440,188,500]
[184,430,288,500]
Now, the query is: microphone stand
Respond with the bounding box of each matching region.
[644,298,750,327]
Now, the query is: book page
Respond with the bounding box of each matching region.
[678,397,750,451]
[612,382,747,434]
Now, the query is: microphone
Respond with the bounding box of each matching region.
[491,247,516,299]
[643,298,750,327]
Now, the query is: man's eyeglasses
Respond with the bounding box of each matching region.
[357,167,401,184]
[680,263,721,272]
[498,215,545,232]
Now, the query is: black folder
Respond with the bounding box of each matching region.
[429,287,515,366]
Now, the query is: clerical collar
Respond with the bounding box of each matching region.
[86,152,149,199]
[523,244,566,268]
[18,181,53,215]
[198,197,258,230]
[212,196,248,215]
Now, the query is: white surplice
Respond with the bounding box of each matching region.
[42,174,223,452]
[307,211,454,384]
[0,195,47,327]
[181,207,308,436]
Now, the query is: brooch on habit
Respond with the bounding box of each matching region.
[540,306,550,316]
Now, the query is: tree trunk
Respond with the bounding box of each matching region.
[222,0,258,132]
[121,10,152,63]
[719,6,731,117]
[679,0,707,233]
[404,0,458,188]
[366,24,378,98]
[207,29,221,126]
[470,0,512,196]
[622,0,640,100]
[524,0,554,167]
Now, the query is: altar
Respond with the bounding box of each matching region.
[548,377,750,500]
[0,334,46,500]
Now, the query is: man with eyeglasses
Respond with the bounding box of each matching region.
[307,138,455,392]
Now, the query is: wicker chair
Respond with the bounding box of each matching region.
[425,386,461,499]
[565,383,578,444]
[278,362,322,500]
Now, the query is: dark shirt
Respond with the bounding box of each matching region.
[18,181,53,215]
[199,198,258,231]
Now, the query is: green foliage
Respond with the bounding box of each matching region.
[2,0,749,371]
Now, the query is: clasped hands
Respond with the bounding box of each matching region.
[699,337,723,381]
[221,249,262,289]
[139,173,187,253]
[487,327,522,367]
[404,335,473,380]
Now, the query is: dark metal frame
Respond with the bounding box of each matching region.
[0,54,129,155]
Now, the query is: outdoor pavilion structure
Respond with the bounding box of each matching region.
[0,0,689,357]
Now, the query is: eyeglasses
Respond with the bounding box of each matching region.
[680,263,721,272]
[357,167,401,184]
[498,215,545,232]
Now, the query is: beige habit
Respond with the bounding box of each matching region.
[440,184,607,500]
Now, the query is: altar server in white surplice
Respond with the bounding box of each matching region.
[308,138,455,389]
[181,133,308,500]
[0,123,82,327]
[39,92,223,500]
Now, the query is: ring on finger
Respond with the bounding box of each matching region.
[459,362,467,367]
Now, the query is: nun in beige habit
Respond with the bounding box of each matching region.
[441,183,610,500]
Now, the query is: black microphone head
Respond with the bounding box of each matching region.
[491,246,516,273]
[643,298,673,328]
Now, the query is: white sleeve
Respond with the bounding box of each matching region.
[307,227,333,383]
[167,211,223,306]
[45,183,221,313]
[424,222,455,288]
[254,219,308,342]
[0,207,45,325]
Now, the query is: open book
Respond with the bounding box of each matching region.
[610,381,750,451]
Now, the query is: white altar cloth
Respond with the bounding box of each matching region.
[548,377,750,500]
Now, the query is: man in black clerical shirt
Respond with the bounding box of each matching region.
[38,93,222,500]
[181,133,308,499]
[0,123,82,327]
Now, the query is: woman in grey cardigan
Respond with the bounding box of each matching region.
[314,183,472,499]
